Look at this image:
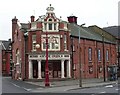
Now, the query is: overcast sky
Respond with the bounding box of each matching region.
[0,0,119,40]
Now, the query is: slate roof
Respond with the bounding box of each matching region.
[21,23,29,29]
[1,40,11,50]
[103,26,119,38]
[68,23,116,44]
[20,23,29,32]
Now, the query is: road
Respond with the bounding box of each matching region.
[66,83,119,94]
[2,76,119,95]
[2,77,40,93]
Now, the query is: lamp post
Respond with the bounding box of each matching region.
[35,32,50,86]
[74,23,85,87]
[102,33,106,82]
[45,31,50,86]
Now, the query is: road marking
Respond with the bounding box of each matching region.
[100,91,106,93]
[105,85,113,88]
[11,83,20,88]
[115,89,119,91]
[11,82,31,92]
[22,87,31,91]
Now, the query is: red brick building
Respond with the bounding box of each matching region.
[0,39,12,76]
[11,5,117,80]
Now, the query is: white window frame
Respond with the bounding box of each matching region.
[42,18,59,32]
[41,35,60,51]
[32,35,36,51]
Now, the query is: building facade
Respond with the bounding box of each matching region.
[11,5,117,80]
[1,39,12,76]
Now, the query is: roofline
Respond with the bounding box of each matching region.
[1,42,6,50]
[70,35,116,45]
[89,25,117,38]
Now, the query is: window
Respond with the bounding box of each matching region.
[32,34,36,51]
[54,23,56,30]
[48,23,52,30]
[88,48,92,61]
[98,49,101,61]
[106,49,109,61]
[42,35,60,51]
[43,18,58,32]
[64,35,67,51]
[49,19,52,21]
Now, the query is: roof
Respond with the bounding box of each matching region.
[20,23,29,32]
[103,26,119,38]
[68,23,116,44]
[1,40,11,50]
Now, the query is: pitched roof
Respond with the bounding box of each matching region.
[68,23,116,44]
[103,26,119,38]
[21,23,29,29]
[1,40,11,50]
[20,23,29,32]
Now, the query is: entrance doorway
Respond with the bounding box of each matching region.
[41,60,61,78]
[32,60,38,78]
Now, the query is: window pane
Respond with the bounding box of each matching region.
[106,50,109,61]
[49,23,52,30]
[49,19,52,21]
[43,42,46,49]
[98,49,101,61]
[52,42,55,49]
[32,35,36,51]
[54,23,56,30]
[88,48,92,61]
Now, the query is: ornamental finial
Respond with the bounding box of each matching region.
[46,4,54,13]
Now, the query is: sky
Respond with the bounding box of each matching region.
[0,0,119,40]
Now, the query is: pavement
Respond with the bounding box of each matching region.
[25,78,118,92]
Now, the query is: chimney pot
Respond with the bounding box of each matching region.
[31,15,35,22]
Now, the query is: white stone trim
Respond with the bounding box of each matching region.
[38,60,42,79]
[61,60,65,78]
[29,60,33,79]
[67,60,71,78]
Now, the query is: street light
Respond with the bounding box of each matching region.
[102,33,106,82]
[36,32,50,87]
[45,31,50,86]
[74,23,85,87]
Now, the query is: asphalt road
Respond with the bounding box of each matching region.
[2,77,41,94]
[1,76,119,95]
[66,83,119,94]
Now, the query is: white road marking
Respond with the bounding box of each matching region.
[115,89,119,91]
[100,91,106,93]
[11,83,20,88]
[22,87,31,91]
[105,85,113,88]
[11,82,31,92]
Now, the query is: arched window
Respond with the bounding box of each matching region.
[98,49,101,61]
[88,47,92,61]
[16,49,20,64]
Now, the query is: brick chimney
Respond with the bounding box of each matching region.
[12,16,18,41]
[67,16,77,24]
[30,15,35,22]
